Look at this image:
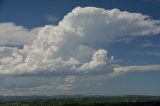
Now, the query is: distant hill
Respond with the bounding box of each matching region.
[0,95,84,103]
[0,95,160,103]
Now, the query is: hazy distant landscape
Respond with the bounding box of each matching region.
[0,95,160,106]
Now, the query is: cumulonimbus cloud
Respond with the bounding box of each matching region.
[0,6,160,76]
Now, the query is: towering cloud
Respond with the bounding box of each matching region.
[0,7,160,76]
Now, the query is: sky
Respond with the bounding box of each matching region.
[0,0,160,96]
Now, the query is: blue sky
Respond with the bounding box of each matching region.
[1,0,160,28]
[0,0,160,96]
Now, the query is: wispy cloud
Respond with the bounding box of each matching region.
[46,15,59,24]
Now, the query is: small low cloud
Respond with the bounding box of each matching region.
[56,76,76,91]
[112,64,160,76]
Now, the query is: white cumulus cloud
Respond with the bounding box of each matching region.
[75,49,107,72]
[0,22,41,45]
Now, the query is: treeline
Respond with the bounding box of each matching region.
[1,101,160,106]
[0,96,160,106]
[63,101,160,106]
